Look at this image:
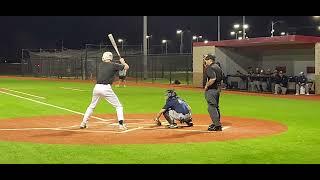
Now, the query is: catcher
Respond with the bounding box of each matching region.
[154,89,193,128]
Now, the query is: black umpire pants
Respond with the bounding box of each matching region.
[205,89,222,127]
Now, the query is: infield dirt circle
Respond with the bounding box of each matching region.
[0,114,287,145]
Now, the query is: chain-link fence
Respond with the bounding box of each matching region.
[20,44,193,84]
[21,49,84,79]
[123,54,192,84]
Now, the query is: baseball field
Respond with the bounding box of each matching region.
[0,76,319,164]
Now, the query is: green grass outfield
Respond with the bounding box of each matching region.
[0,77,319,164]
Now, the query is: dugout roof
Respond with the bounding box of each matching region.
[193,35,320,48]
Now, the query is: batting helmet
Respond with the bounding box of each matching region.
[102,52,113,62]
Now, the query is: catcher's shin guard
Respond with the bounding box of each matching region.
[163,111,174,125]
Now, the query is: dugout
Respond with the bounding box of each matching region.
[192,35,320,94]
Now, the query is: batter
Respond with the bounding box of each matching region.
[80,51,129,130]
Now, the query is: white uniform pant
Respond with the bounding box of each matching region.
[296,84,309,95]
[168,110,191,121]
[82,84,123,124]
[275,84,287,95]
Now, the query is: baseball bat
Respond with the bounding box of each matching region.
[108,34,121,58]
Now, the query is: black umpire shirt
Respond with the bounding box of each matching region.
[205,63,223,90]
[96,62,124,85]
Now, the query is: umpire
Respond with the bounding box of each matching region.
[203,54,223,131]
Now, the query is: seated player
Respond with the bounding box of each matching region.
[154,89,193,128]
[259,69,268,92]
[296,72,310,96]
[270,69,278,93]
[274,71,288,95]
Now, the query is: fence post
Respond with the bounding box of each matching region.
[186,68,189,85]
[49,54,52,78]
[46,60,49,77]
[54,49,57,78]
[140,58,143,81]
[81,53,84,80]
[161,63,164,78]
[73,59,76,79]
[186,56,189,85]
[135,58,138,83]
[154,57,157,81]
[40,50,43,78]
[21,49,24,76]
[95,58,98,80]
[84,44,88,80]
[151,57,154,83]
[169,64,172,85]
[174,64,176,84]
[59,59,61,78]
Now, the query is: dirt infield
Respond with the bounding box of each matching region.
[1,76,319,101]
[0,114,287,145]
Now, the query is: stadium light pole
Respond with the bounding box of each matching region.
[192,35,202,42]
[231,31,243,39]
[234,24,240,29]
[146,35,152,54]
[177,29,184,54]
[243,24,249,38]
[218,16,221,41]
[242,16,245,39]
[143,16,148,79]
[162,40,168,55]
[313,17,320,32]
[232,23,245,39]
[61,40,64,52]
[118,39,124,51]
[271,20,284,37]
[230,31,241,39]
[230,31,236,39]
[191,35,202,53]
[233,25,245,36]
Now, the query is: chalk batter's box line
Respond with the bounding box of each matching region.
[0,124,230,134]
[102,121,231,133]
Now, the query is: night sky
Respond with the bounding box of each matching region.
[0,16,319,62]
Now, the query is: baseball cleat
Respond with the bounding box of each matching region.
[186,121,193,127]
[208,126,222,131]
[119,124,128,130]
[80,125,87,129]
[166,124,178,129]
[80,122,88,129]
[185,118,193,127]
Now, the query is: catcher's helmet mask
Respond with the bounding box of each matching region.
[165,89,177,99]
